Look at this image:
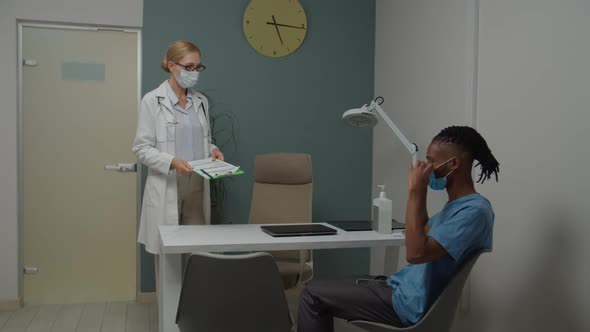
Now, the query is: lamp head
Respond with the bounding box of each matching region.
[342,103,378,128]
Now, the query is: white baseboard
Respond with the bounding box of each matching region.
[0,298,22,311]
[136,292,157,304]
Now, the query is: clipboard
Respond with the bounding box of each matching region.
[189,158,244,180]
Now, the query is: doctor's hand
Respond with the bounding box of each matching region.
[211,148,224,161]
[408,161,432,193]
[171,157,193,175]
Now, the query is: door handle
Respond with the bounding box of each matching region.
[104,163,137,173]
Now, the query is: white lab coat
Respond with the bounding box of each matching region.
[133,81,216,254]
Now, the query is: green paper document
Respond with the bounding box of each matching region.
[189,158,244,180]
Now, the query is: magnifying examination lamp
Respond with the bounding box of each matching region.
[342,97,418,165]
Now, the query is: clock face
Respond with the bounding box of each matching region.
[243,0,307,57]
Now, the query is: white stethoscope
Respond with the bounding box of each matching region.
[157,96,210,137]
[156,97,209,125]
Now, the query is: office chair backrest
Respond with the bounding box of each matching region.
[249,153,313,261]
[351,250,488,332]
[416,250,488,331]
[176,252,292,332]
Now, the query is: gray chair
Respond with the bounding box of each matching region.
[349,251,488,332]
[176,252,293,332]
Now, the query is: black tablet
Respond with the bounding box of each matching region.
[260,224,337,237]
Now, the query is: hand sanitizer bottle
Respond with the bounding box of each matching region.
[372,185,393,234]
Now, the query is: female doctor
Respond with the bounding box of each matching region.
[132,40,223,286]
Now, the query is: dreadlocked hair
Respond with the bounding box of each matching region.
[432,126,499,183]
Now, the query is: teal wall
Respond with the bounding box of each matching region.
[140,0,376,292]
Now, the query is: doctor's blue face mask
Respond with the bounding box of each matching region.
[428,157,456,191]
[174,66,200,88]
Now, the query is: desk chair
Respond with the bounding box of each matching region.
[176,252,293,332]
[349,251,488,332]
[249,153,314,289]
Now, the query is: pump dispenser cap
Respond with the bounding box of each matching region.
[378,185,386,198]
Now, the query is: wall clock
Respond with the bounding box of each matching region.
[243,0,308,57]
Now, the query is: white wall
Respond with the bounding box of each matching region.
[0,0,143,303]
[469,0,590,331]
[375,0,590,331]
[374,0,477,267]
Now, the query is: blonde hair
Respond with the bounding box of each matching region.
[160,40,201,73]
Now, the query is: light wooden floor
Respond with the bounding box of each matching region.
[0,287,362,332]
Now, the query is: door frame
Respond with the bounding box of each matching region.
[17,21,143,304]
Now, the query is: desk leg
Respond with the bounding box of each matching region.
[159,253,181,332]
[370,247,399,276]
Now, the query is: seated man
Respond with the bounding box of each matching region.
[298,126,499,331]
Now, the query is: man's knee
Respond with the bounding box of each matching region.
[300,284,315,304]
[300,281,323,308]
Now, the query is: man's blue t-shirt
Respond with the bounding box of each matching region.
[387,193,494,326]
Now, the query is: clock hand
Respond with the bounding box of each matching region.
[271,15,284,45]
[266,22,306,30]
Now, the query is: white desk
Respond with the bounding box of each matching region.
[158,223,405,332]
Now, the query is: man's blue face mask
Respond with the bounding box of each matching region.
[428,157,456,191]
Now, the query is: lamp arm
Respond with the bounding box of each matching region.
[372,101,419,165]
